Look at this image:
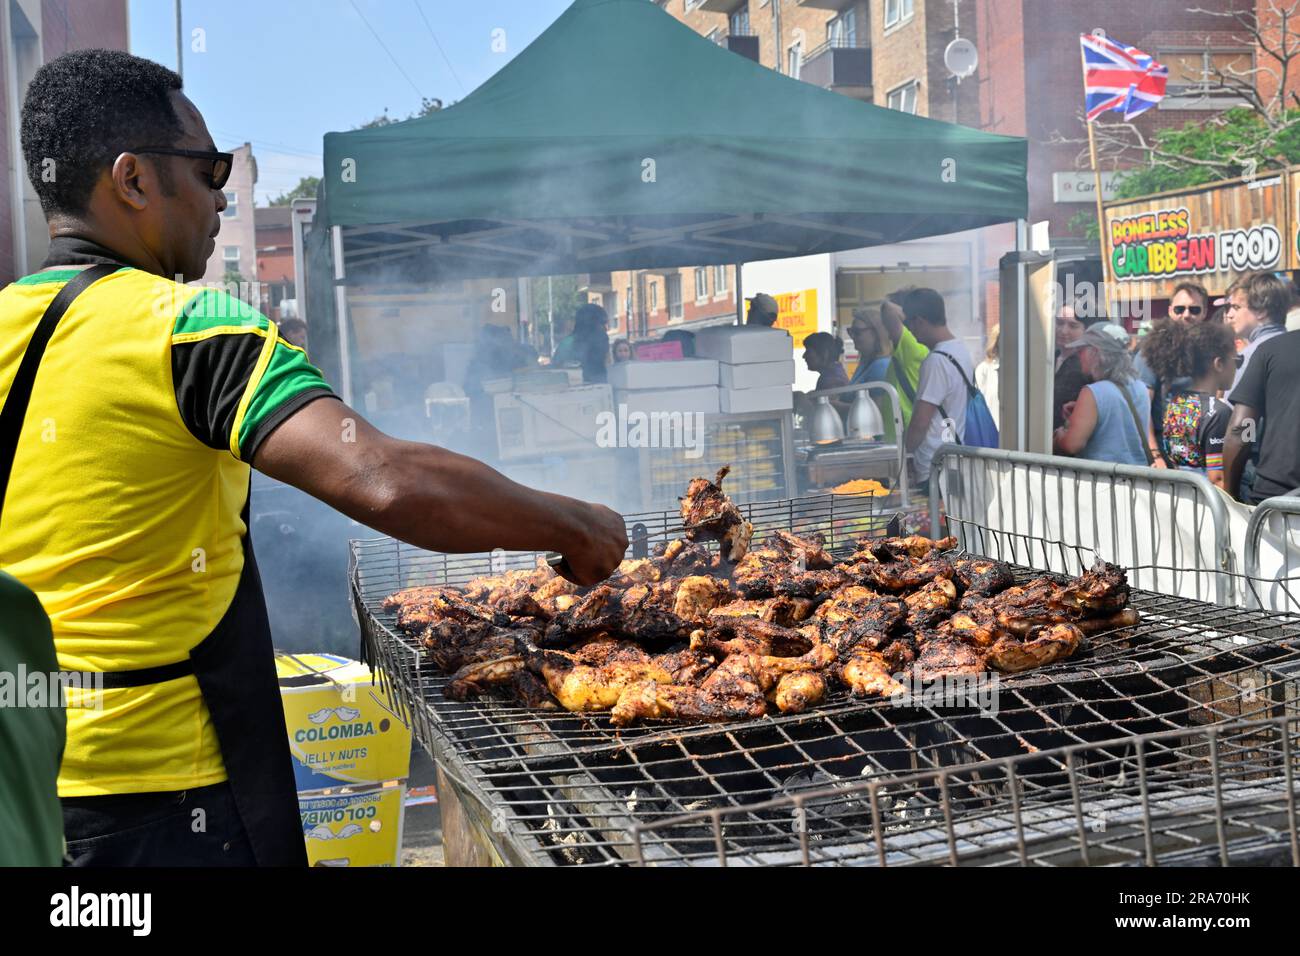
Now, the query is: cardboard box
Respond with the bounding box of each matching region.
[277,653,412,791]
[719,360,796,390]
[720,385,794,414]
[694,327,793,364]
[300,783,406,867]
[609,358,719,391]
[614,386,720,415]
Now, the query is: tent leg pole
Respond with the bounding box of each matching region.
[1015,219,1027,453]
[331,225,354,406]
[734,261,744,325]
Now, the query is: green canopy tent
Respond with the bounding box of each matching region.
[308,0,1027,395]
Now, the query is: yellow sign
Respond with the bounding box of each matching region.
[775,289,819,348]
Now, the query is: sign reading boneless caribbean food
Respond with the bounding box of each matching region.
[1103,172,1293,303]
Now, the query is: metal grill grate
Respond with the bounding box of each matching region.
[352,494,1300,866]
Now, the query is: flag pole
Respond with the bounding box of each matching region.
[1081,33,1114,321]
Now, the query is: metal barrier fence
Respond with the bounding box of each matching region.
[928,445,1232,605]
[1244,491,1300,614]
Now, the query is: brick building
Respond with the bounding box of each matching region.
[255,204,295,321]
[620,0,1279,359]
[1,0,130,283]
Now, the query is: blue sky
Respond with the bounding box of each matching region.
[129,0,572,203]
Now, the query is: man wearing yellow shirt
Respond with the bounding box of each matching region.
[880,289,929,427]
[1,50,627,866]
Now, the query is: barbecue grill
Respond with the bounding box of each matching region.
[351,492,1300,866]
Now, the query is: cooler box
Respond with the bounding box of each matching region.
[609,358,719,390]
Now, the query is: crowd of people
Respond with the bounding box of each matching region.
[465,271,1300,508]
[1041,271,1300,505]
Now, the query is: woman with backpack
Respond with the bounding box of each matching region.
[1052,323,1152,465]
[1140,319,1237,487]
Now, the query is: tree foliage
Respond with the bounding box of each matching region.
[269,175,321,207]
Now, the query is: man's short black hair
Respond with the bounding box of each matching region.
[21,49,184,217]
[901,287,947,327]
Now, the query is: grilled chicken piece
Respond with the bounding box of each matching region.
[446,655,524,700]
[839,647,907,698]
[1055,560,1130,614]
[510,669,560,710]
[913,634,988,680]
[541,584,624,645]
[953,557,1015,604]
[671,575,738,623]
[935,608,1002,649]
[423,624,519,673]
[1075,607,1140,635]
[773,671,828,713]
[611,673,767,726]
[525,644,676,712]
[770,529,834,569]
[393,588,503,634]
[866,534,958,562]
[986,623,1082,673]
[679,466,754,562]
[848,555,956,593]
[692,617,816,658]
[813,590,907,656]
[607,558,661,588]
[655,539,719,578]
[610,644,835,725]
[903,576,959,629]
[382,584,451,612]
[707,596,815,627]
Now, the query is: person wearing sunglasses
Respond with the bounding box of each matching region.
[1,50,627,867]
[1134,281,1210,466]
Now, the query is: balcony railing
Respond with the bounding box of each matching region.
[726,34,760,62]
[800,39,872,91]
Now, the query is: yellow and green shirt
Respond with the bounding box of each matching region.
[0,264,332,796]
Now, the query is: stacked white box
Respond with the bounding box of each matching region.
[697,328,796,414]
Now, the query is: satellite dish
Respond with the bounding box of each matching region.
[944,37,978,79]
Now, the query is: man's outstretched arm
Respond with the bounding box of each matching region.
[252,397,628,585]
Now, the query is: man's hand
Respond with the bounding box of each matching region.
[557,503,628,586]
[253,397,628,577]
[880,300,905,346]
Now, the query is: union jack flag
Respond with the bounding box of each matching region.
[1081,33,1168,121]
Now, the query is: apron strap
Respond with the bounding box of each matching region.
[0,264,118,516]
[62,659,196,688]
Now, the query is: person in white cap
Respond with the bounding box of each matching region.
[1053,323,1152,466]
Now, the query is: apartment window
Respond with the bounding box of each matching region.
[606,291,618,322]
[713,264,729,296]
[1159,48,1254,107]
[729,7,750,35]
[223,190,238,218]
[827,8,856,46]
[223,245,240,264]
[887,80,920,114]
[694,267,709,302]
[884,0,914,29]
[625,285,633,322]
[668,275,683,320]
[649,280,659,313]
[707,28,723,45]
[788,41,803,79]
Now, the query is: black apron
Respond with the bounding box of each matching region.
[0,241,306,866]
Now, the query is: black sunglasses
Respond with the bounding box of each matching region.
[131,147,234,190]
[1171,304,1204,316]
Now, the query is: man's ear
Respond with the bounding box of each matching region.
[110,152,151,211]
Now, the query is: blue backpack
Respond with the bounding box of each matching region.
[936,351,999,449]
